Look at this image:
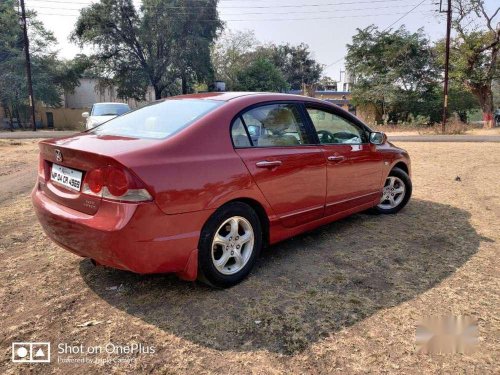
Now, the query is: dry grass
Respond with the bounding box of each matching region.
[0,140,499,374]
[374,122,500,136]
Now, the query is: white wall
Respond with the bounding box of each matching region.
[64,78,155,109]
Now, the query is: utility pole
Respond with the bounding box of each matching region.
[441,0,452,134]
[19,0,37,131]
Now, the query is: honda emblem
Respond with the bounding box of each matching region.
[55,149,63,162]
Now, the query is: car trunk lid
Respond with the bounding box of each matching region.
[38,133,157,215]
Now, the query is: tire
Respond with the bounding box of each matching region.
[198,202,262,288]
[373,167,412,214]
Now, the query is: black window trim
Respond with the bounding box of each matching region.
[230,100,317,149]
[238,115,254,147]
[302,102,372,145]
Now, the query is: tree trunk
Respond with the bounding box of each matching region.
[153,85,162,100]
[181,73,188,95]
[474,85,494,128]
[14,106,24,129]
[1,103,14,131]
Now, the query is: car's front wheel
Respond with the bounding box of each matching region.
[374,167,412,214]
[198,202,262,288]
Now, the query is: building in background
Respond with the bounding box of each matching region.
[288,71,381,125]
[288,70,355,113]
[1,78,155,131]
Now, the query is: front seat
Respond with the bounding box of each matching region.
[258,108,301,147]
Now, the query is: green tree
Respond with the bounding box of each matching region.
[72,0,222,99]
[346,25,440,124]
[254,43,323,90]
[442,0,500,127]
[233,58,289,92]
[212,32,323,91]
[0,0,85,128]
[317,76,338,91]
[211,29,258,90]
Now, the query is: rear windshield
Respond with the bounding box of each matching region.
[92,103,130,116]
[91,99,222,139]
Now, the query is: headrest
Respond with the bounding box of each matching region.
[263,108,296,131]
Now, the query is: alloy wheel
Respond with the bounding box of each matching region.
[211,216,255,275]
[377,176,406,210]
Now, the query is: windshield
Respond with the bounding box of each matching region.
[91,99,222,139]
[91,103,130,116]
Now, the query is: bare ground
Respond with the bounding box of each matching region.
[384,127,500,137]
[0,140,498,374]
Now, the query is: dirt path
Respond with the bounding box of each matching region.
[0,167,37,205]
[0,140,38,204]
[0,141,498,374]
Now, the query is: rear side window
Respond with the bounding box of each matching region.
[231,118,251,147]
[92,99,221,139]
[232,103,308,148]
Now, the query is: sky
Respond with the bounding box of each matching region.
[25,0,499,81]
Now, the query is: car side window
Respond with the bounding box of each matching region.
[307,108,366,144]
[239,104,307,147]
[231,117,252,147]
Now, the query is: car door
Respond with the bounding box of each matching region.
[304,105,383,216]
[232,102,326,228]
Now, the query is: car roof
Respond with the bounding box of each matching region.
[169,92,319,103]
[93,102,130,106]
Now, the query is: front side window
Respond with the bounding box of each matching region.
[307,108,366,144]
[236,104,307,147]
[92,99,221,139]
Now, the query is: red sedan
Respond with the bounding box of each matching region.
[32,92,412,287]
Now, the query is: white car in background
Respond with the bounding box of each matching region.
[82,102,130,130]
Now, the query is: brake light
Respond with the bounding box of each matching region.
[86,168,105,193]
[82,166,152,202]
[38,156,44,175]
[107,168,128,196]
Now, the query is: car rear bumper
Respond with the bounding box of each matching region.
[32,185,214,280]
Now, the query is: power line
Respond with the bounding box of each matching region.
[28,3,434,16]
[28,0,303,2]
[324,0,431,69]
[382,0,428,30]
[28,0,426,9]
[35,10,433,20]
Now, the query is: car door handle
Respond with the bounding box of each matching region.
[327,155,346,162]
[256,160,282,168]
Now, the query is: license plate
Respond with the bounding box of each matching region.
[51,164,83,192]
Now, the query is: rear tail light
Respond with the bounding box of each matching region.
[107,168,128,196]
[86,168,105,193]
[82,166,152,202]
[38,156,49,181]
[38,156,44,175]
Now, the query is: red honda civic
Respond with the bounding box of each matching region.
[32,92,412,287]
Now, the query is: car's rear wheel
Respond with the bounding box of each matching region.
[374,167,412,214]
[198,202,262,288]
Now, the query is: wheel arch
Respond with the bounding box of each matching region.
[205,197,271,248]
[229,197,270,248]
[393,161,409,175]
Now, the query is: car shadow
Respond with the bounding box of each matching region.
[79,199,488,354]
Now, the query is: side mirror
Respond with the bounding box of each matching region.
[82,112,89,118]
[369,131,387,145]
